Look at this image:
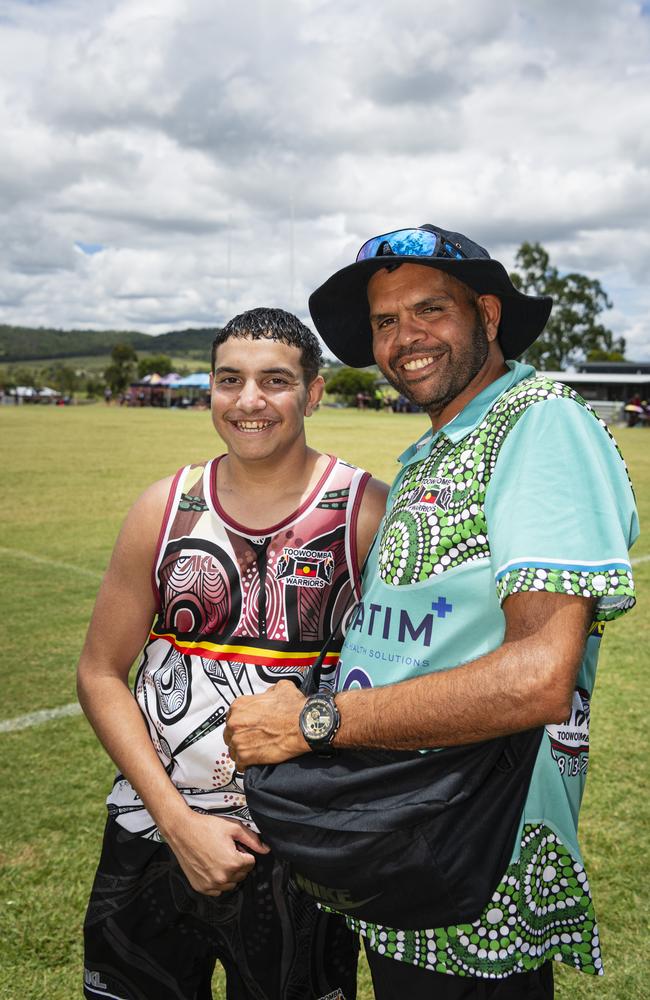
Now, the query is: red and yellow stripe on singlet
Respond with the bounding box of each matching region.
[149,628,340,668]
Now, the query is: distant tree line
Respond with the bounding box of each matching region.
[0,325,153,363]
[2,345,184,399]
[0,326,220,398]
[0,324,218,364]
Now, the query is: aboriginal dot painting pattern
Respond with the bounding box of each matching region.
[497,566,635,622]
[347,824,602,978]
[379,377,630,592]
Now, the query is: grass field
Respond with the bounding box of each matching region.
[0,403,647,1000]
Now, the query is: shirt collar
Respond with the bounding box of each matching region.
[398,360,536,466]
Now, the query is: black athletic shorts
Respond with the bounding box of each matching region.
[83,817,358,1000]
[364,944,553,999]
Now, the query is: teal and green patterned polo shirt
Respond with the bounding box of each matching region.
[335,361,638,979]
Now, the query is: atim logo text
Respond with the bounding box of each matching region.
[349,596,453,647]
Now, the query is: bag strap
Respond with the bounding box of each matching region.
[301,541,375,695]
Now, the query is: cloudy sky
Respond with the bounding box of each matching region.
[1,0,649,359]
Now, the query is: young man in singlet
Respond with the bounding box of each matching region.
[78,307,388,1000]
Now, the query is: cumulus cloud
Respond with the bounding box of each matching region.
[0,0,649,358]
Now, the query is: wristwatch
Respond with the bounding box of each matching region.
[299,693,341,755]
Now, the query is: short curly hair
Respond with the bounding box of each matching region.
[211,308,323,384]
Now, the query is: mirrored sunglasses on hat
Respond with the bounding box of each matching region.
[356,227,468,263]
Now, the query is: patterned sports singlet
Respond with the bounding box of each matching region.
[107,454,369,838]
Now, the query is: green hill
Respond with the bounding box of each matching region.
[0,325,219,363]
[152,328,220,355]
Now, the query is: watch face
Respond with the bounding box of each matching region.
[300,695,338,746]
[303,700,333,738]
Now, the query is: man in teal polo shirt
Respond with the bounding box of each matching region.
[225,225,638,999]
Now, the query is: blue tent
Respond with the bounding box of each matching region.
[172,373,211,389]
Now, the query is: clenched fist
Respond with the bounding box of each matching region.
[224,680,309,770]
[166,811,269,895]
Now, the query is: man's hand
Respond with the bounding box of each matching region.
[165,811,270,895]
[224,680,309,770]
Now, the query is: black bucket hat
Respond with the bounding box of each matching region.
[308,224,553,367]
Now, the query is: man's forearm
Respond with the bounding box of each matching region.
[224,643,553,767]
[334,593,591,749]
[336,637,557,749]
[224,591,593,767]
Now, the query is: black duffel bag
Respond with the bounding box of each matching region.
[245,721,543,930]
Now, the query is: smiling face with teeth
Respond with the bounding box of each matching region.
[367,263,506,429]
[210,335,324,465]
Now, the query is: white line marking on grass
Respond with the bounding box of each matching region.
[0,547,97,733]
[0,702,82,733]
[631,554,650,566]
[0,546,103,580]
